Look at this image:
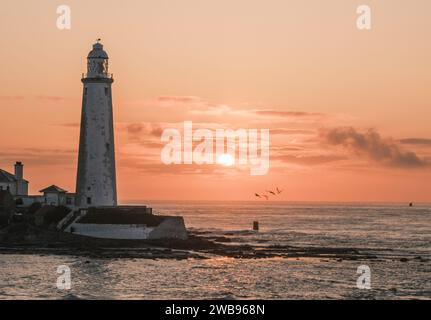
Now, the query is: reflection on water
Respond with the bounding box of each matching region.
[0,202,430,299]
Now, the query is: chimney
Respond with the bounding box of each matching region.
[15,162,23,180]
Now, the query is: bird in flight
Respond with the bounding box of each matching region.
[255,187,284,200]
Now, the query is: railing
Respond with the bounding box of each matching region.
[82,73,114,79]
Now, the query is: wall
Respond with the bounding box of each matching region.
[148,217,188,240]
[16,180,28,196]
[17,195,44,207]
[69,223,155,240]
[44,192,60,206]
[65,216,188,240]
[0,182,16,195]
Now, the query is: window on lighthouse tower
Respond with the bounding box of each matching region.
[96,61,104,74]
[88,58,108,77]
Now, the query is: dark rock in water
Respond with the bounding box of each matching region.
[413,256,427,262]
[400,258,408,262]
[253,221,259,231]
[214,237,231,243]
[0,220,403,262]
[256,239,270,243]
[63,293,81,300]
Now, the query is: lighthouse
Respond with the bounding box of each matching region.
[75,41,117,207]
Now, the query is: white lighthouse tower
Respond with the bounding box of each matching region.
[75,41,117,207]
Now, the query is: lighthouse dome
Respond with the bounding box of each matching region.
[88,42,109,59]
[84,41,112,79]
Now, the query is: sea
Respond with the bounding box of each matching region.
[0,202,430,300]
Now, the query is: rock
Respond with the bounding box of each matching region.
[214,237,231,243]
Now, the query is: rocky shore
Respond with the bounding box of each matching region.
[0,223,425,263]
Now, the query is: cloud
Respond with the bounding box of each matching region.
[273,154,347,166]
[0,95,72,102]
[270,129,315,135]
[189,105,328,124]
[35,95,70,102]
[399,138,431,146]
[125,123,163,139]
[118,157,225,176]
[156,96,202,103]
[0,148,76,167]
[322,127,429,168]
[126,123,144,135]
[253,110,325,118]
[189,104,234,116]
[137,140,164,149]
[272,146,305,152]
[0,95,24,101]
[58,123,80,128]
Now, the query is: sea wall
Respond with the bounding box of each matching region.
[69,223,155,240]
[63,206,188,240]
[148,216,188,240]
[67,216,188,240]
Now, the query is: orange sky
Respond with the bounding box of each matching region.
[1,0,431,202]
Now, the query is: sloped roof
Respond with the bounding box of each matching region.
[0,169,17,183]
[39,185,68,193]
[88,42,109,59]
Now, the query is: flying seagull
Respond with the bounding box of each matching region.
[276,187,283,194]
[266,190,276,196]
[255,193,261,198]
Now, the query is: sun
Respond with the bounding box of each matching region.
[217,153,235,167]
